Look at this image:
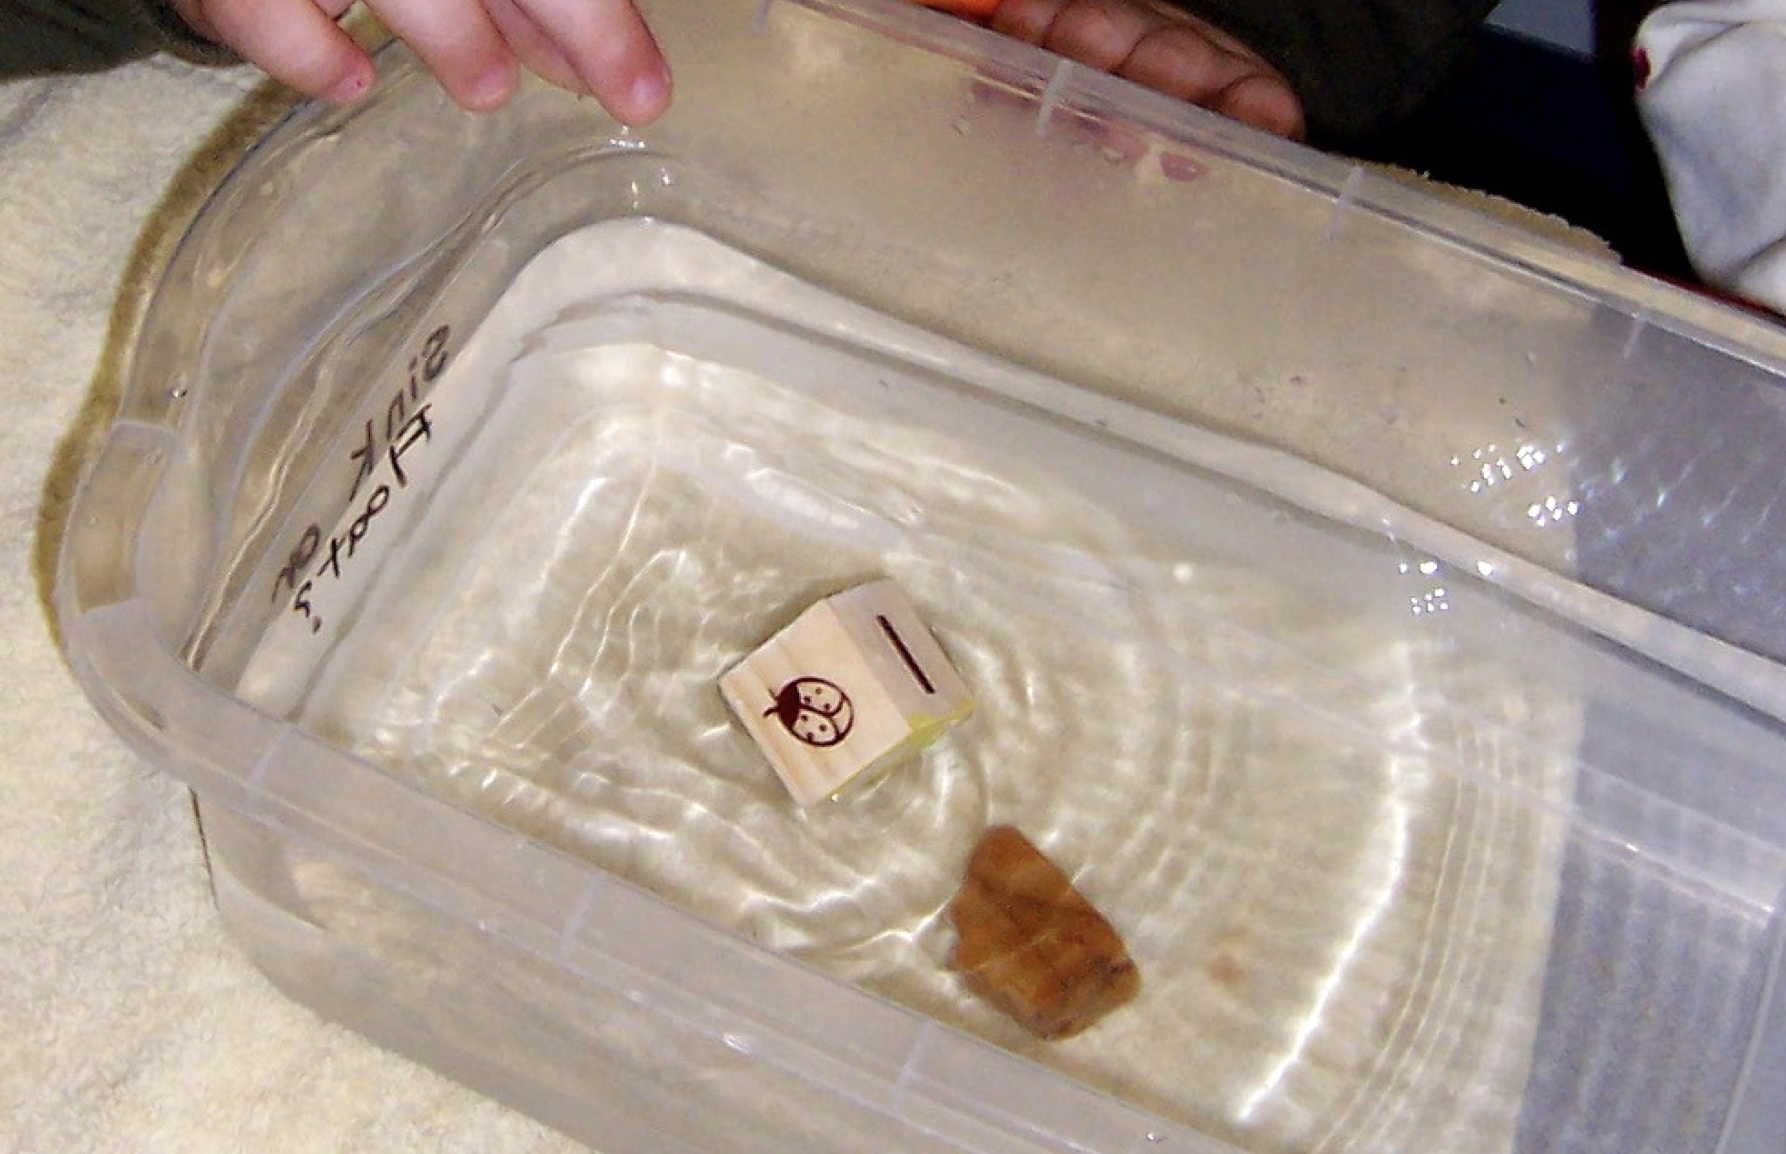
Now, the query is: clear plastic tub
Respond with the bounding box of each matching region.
[55,0,1786,1151]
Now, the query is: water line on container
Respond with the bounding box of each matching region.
[1325,165,1366,242]
[1712,873,1786,1154]
[894,1019,939,1092]
[1035,58,1072,136]
[241,725,299,827]
[559,871,614,960]
[1619,307,1652,363]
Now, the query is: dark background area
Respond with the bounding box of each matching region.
[1368,0,1697,286]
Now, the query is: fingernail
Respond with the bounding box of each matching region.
[328,64,373,104]
[465,62,519,111]
[628,61,671,122]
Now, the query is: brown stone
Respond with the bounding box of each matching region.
[949,825,1140,1039]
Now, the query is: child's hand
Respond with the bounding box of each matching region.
[168,0,671,124]
[987,0,1303,139]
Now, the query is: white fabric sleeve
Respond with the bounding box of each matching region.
[1636,0,1786,314]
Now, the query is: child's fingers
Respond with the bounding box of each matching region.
[1122,28,1304,138]
[507,0,671,124]
[1213,73,1304,139]
[987,0,1068,46]
[1026,0,1157,71]
[193,0,373,103]
[989,0,1304,140]
[364,0,522,110]
[480,0,587,94]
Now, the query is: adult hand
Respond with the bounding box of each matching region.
[168,0,671,123]
[988,0,1304,139]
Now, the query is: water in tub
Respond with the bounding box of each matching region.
[237,220,1581,1154]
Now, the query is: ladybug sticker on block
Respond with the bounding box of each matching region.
[720,580,975,805]
[768,677,855,747]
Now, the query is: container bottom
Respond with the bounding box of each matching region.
[198,798,1028,1154]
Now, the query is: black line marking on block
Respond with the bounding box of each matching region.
[877,614,935,695]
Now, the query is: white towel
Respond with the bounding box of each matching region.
[1637,0,1786,314]
[0,57,581,1153]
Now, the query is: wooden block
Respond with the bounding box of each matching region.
[719,579,974,805]
[950,825,1140,1039]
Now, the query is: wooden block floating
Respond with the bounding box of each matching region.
[719,579,975,805]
